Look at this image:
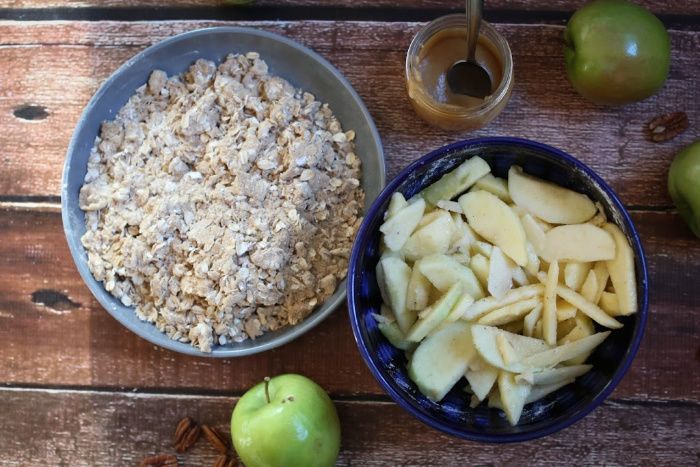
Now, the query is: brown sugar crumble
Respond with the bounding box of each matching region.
[79,53,364,352]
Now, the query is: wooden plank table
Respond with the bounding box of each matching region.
[0,1,698,465]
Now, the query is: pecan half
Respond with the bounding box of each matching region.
[645,111,689,142]
[139,454,178,467]
[173,416,201,453]
[202,424,229,454]
[213,454,237,467]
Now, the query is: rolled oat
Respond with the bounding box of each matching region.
[80,53,364,352]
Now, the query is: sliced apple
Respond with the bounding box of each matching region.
[516,364,592,386]
[564,261,593,292]
[540,223,616,263]
[498,371,531,425]
[428,293,475,336]
[522,331,610,368]
[524,379,575,404]
[419,156,491,207]
[459,190,528,267]
[417,253,485,299]
[465,361,499,402]
[521,213,547,255]
[405,282,463,342]
[377,320,418,352]
[376,256,416,334]
[473,172,512,203]
[407,320,475,401]
[508,165,597,224]
[542,260,559,346]
[487,246,513,299]
[401,210,455,261]
[406,258,433,311]
[602,223,638,315]
[385,191,409,220]
[477,297,541,327]
[523,303,543,338]
[469,254,490,289]
[471,324,550,373]
[462,283,544,321]
[379,198,426,251]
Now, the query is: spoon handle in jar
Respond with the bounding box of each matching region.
[466,0,484,61]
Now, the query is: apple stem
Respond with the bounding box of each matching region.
[264,376,271,404]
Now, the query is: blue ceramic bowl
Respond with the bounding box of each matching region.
[347,137,648,442]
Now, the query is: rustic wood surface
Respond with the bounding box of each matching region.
[0,1,698,465]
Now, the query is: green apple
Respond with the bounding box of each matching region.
[231,374,341,467]
[564,0,670,105]
[668,140,700,238]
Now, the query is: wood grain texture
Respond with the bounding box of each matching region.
[2,0,700,17]
[1,208,698,401]
[1,21,699,205]
[0,22,700,203]
[0,388,697,466]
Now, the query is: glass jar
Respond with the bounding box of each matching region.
[405,14,514,132]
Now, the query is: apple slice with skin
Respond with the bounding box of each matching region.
[508,165,597,224]
[406,258,433,311]
[459,190,528,267]
[419,156,491,207]
[405,282,463,342]
[401,211,455,261]
[418,253,485,299]
[473,172,513,203]
[428,293,475,336]
[379,198,426,251]
[376,256,416,334]
[385,192,409,220]
[377,320,418,352]
[408,320,476,401]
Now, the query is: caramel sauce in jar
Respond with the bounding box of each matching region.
[406,15,513,132]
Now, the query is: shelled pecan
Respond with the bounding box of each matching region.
[139,454,178,467]
[213,454,237,467]
[645,111,689,142]
[202,424,229,454]
[173,416,201,453]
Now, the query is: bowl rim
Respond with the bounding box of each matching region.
[61,26,385,357]
[347,136,649,442]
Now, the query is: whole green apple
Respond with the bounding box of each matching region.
[668,140,700,239]
[564,0,670,105]
[231,374,341,467]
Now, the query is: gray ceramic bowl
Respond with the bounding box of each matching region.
[62,27,385,357]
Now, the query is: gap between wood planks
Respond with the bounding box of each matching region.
[2,385,698,410]
[1,6,700,30]
[0,199,675,215]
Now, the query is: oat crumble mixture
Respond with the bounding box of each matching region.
[79,53,364,352]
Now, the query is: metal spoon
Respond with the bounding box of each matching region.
[446,0,492,99]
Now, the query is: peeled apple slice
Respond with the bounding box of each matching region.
[379,198,425,251]
[540,224,616,263]
[458,190,528,267]
[508,165,597,224]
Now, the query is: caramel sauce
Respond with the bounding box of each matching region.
[416,28,504,108]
